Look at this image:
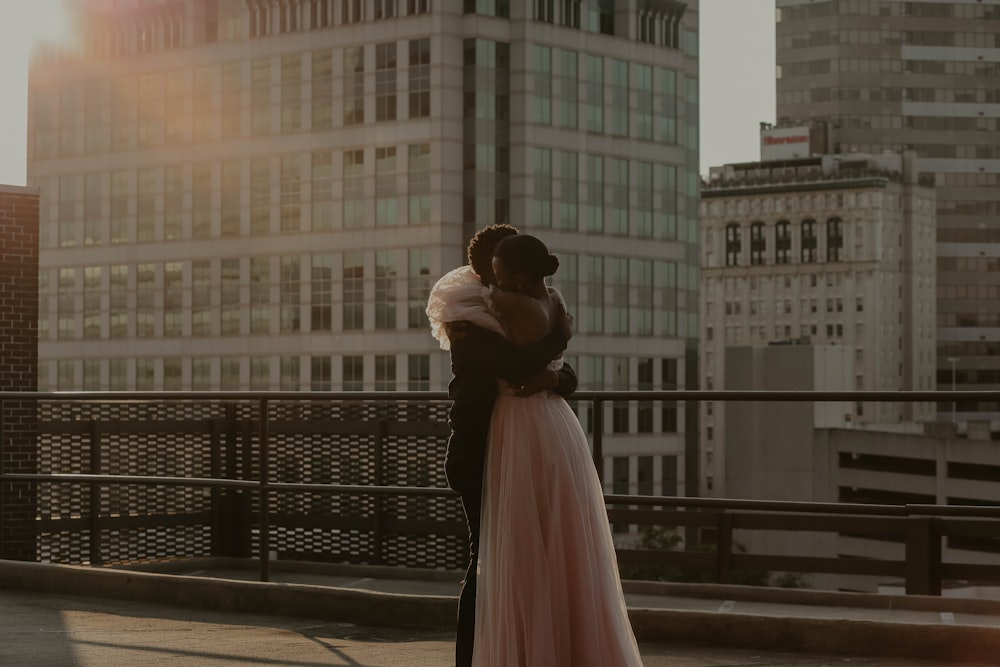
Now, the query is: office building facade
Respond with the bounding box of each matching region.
[700,151,937,496]
[28,0,700,496]
[776,0,1000,429]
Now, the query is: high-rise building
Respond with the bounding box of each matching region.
[700,150,937,496]
[775,0,1000,430]
[27,1,701,497]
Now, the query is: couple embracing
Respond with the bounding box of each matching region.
[426,224,642,667]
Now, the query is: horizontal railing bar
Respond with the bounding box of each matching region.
[9,473,1000,518]
[734,553,904,577]
[604,494,911,516]
[6,474,257,489]
[265,482,458,496]
[3,390,999,402]
[907,505,1000,518]
[2,473,459,497]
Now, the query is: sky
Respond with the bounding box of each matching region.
[0,0,776,186]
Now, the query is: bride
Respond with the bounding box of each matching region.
[469,234,642,666]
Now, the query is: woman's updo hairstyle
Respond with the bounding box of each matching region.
[493,234,559,280]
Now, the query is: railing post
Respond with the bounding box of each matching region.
[592,399,604,485]
[88,421,103,566]
[905,516,942,596]
[258,398,270,582]
[373,420,386,565]
[715,512,733,585]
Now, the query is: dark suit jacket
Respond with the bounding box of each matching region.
[444,323,578,496]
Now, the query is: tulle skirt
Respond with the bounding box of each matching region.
[472,393,643,667]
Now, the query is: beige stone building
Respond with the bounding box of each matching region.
[699,151,937,497]
[27,0,701,497]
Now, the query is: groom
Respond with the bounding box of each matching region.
[444,224,577,667]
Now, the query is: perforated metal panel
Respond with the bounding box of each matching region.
[35,398,466,569]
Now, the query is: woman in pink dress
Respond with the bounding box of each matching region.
[470,234,643,667]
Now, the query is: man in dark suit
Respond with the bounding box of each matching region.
[443,224,578,667]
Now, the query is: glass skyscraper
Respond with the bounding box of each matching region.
[28,0,701,496]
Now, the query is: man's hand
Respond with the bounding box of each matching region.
[511,369,559,397]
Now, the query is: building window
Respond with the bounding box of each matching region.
[375,354,396,390]
[109,265,128,338]
[311,151,333,230]
[801,219,817,263]
[827,216,843,262]
[250,257,270,333]
[530,148,552,227]
[409,38,430,118]
[580,255,604,334]
[661,455,677,496]
[374,0,397,19]
[532,45,552,125]
[612,357,629,433]
[343,355,363,390]
[280,256,300,332]
[280,155,301,232]
[344,46,364,125]
[555,48,578,129]
[343,252,364,330]
[635,64,653,140]
[250,357,270,390]
[342,0,364,24]
[312,51,333,129]
[135,263,155,338]
[408,354,430,390]
[221,258,241,335]
[555,150,578,230]
[162,262,182,337]
[725,223,741,266]
[609,59,628,136]
[311,356,331,391]
[251,58,271,136]
[408,249,431,329]
[343,149,365,228]
[311,254,333,331]
[637,358,653,433]
[407,143,431,224]
[661,358,677,433]
[582,155,603,233]
[535,0,554,22]
[281,54,302,132]
[775,220,791,264]
[83,266,102,340]
[607,157,628,236]
[375,42,397,122]
[374,250,397,329]
[221,161,241,237]
[250,158,271,235]
[192,359,211,390]
[280,357,300,390]
[375,146,398,226]
[583,54,603,133]
[750,222,766,265]
[607,257,628,335]
[221,357,240,390]
[633,258,653,336]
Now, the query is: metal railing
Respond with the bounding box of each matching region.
[2,389,1000,596]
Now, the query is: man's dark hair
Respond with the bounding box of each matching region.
[467,223,518,286]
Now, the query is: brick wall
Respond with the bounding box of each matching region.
[0,185,39,561]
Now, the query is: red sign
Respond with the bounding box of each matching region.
[763,135,809,145]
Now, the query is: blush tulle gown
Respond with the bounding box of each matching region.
[471,369,643,667]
